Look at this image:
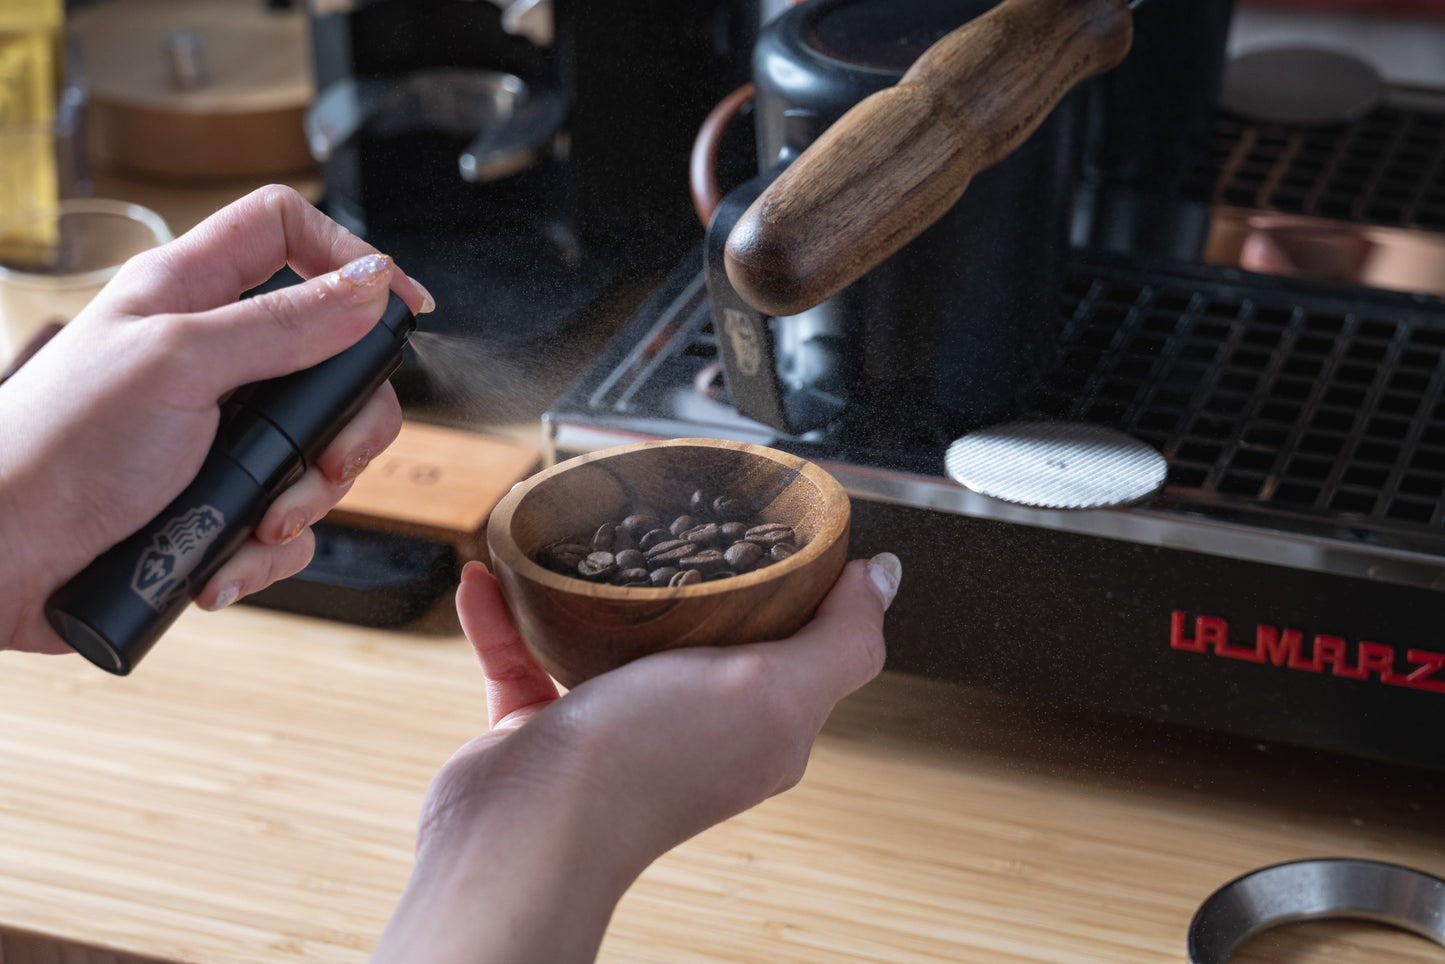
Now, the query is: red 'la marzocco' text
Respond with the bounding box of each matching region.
[1170,611,1445,694]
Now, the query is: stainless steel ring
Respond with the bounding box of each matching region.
[1187,858,1445,963]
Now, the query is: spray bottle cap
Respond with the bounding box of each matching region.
[380,291,418,341]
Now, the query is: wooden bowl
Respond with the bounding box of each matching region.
[485,438,850,687]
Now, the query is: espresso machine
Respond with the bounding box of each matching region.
[544,0,1445,770]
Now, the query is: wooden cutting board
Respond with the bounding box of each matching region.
[70,0,316,180]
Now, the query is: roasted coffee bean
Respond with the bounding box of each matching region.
[681,522,725,549]
[534,491,808,588]
[712,495,746,520]
[621,514,666,539]
[707,570,736,581]
[679,548,727,575]
[578,551,618,581]
[725,541,764,571]
[645,539,694,566]
[615,548,647,571]
[669,568,702,587]
[745,522,794,547]
[541,541,589,574]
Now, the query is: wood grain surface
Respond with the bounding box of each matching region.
[326,420,541,563]
[2,598,1443,963]
[724,0,1132,317]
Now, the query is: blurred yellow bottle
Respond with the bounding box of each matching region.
[0,0,65,267]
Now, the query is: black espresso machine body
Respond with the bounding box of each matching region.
[545,0,1445,771]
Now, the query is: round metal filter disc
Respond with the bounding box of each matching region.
[1220,47,1382,127]
[944,421,1167,510]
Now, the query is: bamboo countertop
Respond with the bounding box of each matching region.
[2,599,1444,963]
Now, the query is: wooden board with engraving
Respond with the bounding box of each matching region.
[325,420,541,562]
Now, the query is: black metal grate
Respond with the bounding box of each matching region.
[1197,102,1445,231]
[1034,263,1445,533]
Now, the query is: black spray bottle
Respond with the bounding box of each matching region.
[46,291,417,675]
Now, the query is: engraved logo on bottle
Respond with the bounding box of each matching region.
[131,506,226,612]
[722,308,762,377]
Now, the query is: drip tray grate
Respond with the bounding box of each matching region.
[1195,94,1445,231]
[1036,259,1445,549]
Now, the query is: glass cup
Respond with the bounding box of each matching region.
[0,198,173,365]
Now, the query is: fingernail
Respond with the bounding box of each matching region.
[406,274,437,314]
[279,510,307,544]
[209,583,241,611]
[866,553,902,610]
[462,560,491,579]
[341,446,372,482]
[328,253,393,303]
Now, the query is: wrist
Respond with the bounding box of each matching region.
[372,752,642,964]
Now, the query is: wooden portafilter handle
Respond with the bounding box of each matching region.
[723,0,1134,318]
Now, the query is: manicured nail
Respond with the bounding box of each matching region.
[406,274,437,314]
[341,446,372,482]
[209,583,241,611]
[462,559,491,579]
[329,253,392,303]
[866,553,902,610]
[279,510,307,544]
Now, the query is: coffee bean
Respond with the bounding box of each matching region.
[540,541,589,574]
[745,523,794,547]
[708,570,736,581]
[621,514,666,539]
[681,522,725,549]
[679,549,727,575]
[725,541,764,571]
[578,551,618,581]
[645,539,694,566]
[533,492,808,589]
[669,568,702,587]
[613,567,651,585]
[712,495,746,520]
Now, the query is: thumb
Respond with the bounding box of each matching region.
[172,252,397,394]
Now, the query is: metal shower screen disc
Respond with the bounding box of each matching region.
[944,421,1168,510]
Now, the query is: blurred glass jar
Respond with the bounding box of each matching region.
[0,198,173,364]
